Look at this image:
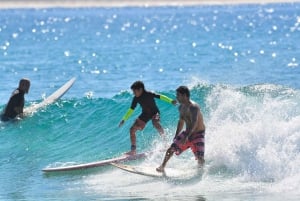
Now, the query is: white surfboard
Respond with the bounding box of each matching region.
[111,163,200,179]
[24,77,76,115]
[42,153,147,173]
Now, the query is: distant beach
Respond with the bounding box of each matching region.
[1,0,300,9]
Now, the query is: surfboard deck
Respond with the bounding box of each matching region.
[42,152,147,173]
[24,77,76,115]
[111,163,198,179]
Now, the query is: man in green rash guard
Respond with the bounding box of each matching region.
[1,78,30,122]
[119,81,177,155]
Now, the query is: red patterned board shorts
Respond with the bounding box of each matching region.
[171,130,205,159]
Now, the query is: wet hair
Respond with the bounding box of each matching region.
[19,78,30,88]
[176,86,190,98]
[131,81,145,90]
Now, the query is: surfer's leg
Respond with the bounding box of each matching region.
[156,147,174,172]
[197,157,205,168]
[190,131,205,168]
[126,119,145,155]
[156,131,188,172]
[126,126,137,155]
[152,113,164,136]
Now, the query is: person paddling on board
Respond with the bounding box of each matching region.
[156,86,205,172]
[1,78,30,122]
[119,81,177,155]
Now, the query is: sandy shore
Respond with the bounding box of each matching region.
[0,0,299,9]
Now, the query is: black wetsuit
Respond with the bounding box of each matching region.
[130,91,160,123]
[1,88,25,121]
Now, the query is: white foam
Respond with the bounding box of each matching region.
[205,84,300,192]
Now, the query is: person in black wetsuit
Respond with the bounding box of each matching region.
[119,81,177,155]
[1,78,30,122]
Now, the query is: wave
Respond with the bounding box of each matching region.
[1,82,299,193]
[200,83,300,188]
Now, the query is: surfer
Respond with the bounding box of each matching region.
[1,78,31,122]
[119,80,177,155]
[156,86,205,172]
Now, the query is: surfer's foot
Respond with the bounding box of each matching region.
[197,158,205,169]
[125,150,136,156]
[156,165,165,172]
[125,144,136,156]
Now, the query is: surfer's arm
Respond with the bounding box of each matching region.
[122,108,134,121]
[119,98,138,127]
[16,107,24,118]
[175,119,184,138]
[15,96,25,118]
[184,105,199,141]
[119,108,134,127]
[174,107,184,138]
[159,94,177,105]
[14,106,22,114]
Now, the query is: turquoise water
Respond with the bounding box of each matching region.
[1,3,300,200]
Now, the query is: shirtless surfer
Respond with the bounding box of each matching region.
[157,86,205,172]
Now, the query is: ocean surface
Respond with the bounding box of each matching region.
[0,3,300,201]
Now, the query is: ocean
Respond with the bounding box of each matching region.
[0,2,299,200]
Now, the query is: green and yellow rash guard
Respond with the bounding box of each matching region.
[122,91,174,123]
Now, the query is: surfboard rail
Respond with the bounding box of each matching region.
[111,162,203,180]
[42,152,146,173]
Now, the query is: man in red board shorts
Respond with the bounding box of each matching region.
[119,81,177,155]
[157,86,205,172]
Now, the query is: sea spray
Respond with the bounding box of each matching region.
[205,84,300,189]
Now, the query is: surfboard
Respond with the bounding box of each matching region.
[111,163,199,179]
[23,77,76,115]
[42,152,147,173]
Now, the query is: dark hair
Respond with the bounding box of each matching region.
[176,86,190,98]
[19,78,30,87]
[131,81,145,90]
